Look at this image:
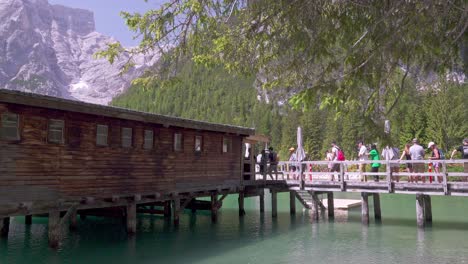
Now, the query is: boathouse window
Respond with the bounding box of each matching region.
[0,113,20,140]
[195,135,202,152]
[223,136,232,153]
[96,124,108,146]
[122,127,133,148]
[143,129,154,149]
[48,119,64,144]
[174,132,183,151]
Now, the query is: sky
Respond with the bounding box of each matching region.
[48,0,164,46]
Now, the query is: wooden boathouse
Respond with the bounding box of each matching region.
[1,89,468,249]
[0,89,256,247]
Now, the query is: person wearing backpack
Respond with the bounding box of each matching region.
[369,144,381,182]
[331,141,344,181]
[267,147,279,180]
[450,138,468,181]
[428,142,442,183]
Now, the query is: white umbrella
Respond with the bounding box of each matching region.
[295,126,306,162]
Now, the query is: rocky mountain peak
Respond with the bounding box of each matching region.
[0,0,158,104]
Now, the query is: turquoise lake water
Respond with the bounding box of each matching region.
[2,192,468,264]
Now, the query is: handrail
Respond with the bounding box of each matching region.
[255,160,468,189]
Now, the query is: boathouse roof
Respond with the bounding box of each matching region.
[0,89,255,135]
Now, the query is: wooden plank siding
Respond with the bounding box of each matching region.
[0,101,248,204]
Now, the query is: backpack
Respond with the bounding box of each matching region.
[438,149,445,160]
[337,148,345,161]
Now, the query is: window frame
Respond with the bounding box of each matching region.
[96,124,109,147]
[48,119,65,144]
[143,129,154,150]
[194,135,203,152]
[121,127,133,148]
[222,136,232,153]
[0,112,20,141]
[174,132,183,152]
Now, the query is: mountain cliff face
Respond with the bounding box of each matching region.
[0,0,158,104]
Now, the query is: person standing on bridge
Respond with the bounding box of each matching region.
[357,140,368,182]
[369,144,381,182]
[428,142,442,183]
[267,147,279,180]
[331,141,343,181]
[409,138,425,183]
[450,138,468,181]
[399,143,414,182]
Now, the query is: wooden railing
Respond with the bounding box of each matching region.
[254,159,468,195]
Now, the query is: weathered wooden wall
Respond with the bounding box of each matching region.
[0,103,243,203]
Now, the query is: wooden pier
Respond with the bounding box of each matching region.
[1,89,468,248]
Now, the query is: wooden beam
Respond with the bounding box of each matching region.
[271,190,278,218]
[259,190,265,213]
[361,192,369,225]
[126,203,137,235]
[48,211,61,248]
[1,217,10,238]
[69,210,77,231]
[416,194,425,228]
[173,198,180,226]
[373,193,381,221]
[289,191,296,215]
[424,195,432,223]
[327,192,334,219]
[25,215,32,225]
[310,192,319,220]
[238,192,246,216]
[164,201,171,218]
[211,193,218,223]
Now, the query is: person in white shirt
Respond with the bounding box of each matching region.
[357,141,368,182]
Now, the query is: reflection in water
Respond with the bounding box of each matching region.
[2,194,468,264]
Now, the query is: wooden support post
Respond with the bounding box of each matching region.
[238,192,246,216]
[164,201,171,218]
[126,203,137,235]
[1,217,10,238]
[25,215,32,225]
[361,192,369,225]
[373,193,381,221]
[271,190,278,218]
[327,192,334,219]
[259,190,265,213]
[211,193,218,223]
[69,210,77,231]
[416,194,425,228]
[340,163,346,191]
[290,191,296,215]
[310,191,319,220]
[48,211,61,248]
[424,195,432,223]
[173,198,180,226]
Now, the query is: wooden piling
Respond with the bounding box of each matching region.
[69,210,77,231]
[238,192,246,216]
[1,217,10,238]
[416,194,425,228]
[164,201,171,218]
[48,211,61,248]
[290,191,296,215]
[25,215,32,225]
[259,190,265,213]
[361,192,369,225]
[327,192,334,219]
[126,203,137,235]
[211,193,218,222]
[310,192,319,220]
[424,195,432,223]
[271,190,278,218]
[373,193,381,221]
[173,198,180,226]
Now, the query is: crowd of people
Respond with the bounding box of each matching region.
[255,138,468,183]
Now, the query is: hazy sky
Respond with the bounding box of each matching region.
[48,0,164,46]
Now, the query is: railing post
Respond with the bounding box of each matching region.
[300,161,305,190]
[340,163,345,191]
[442,161,448,195]
[386,160,393,193]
